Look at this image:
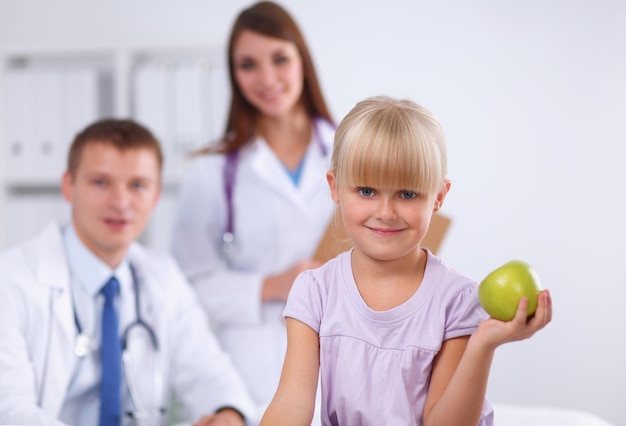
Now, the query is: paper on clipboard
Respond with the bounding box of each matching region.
[313,209,452,263]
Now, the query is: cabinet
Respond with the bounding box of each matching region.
[0,46,229,251]
[131,48,229,181]
[2,54,113,185]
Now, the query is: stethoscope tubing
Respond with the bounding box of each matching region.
[70,263,165,419]
[221,117,329,257]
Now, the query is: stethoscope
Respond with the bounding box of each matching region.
[73,263,166,422]
[221,118,330,259]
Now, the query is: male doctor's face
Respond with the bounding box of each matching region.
[61,141,161,268]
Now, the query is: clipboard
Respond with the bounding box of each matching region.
[313,209,452,263]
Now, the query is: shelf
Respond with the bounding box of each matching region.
[1,45,228,250]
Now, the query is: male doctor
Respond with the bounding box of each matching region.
[0,119,255,426]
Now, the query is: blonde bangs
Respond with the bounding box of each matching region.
[333,97,447,194]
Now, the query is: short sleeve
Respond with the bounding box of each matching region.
[283,269,324,333]
[444,283,489,341]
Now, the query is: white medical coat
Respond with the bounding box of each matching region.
[171,119,335,414]
[0,222,255,426]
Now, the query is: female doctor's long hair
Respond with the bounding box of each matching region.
[206,1,333,155]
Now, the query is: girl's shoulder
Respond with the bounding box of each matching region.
[291,250,350,299]
[423,251,478,297]
[285,251,351,330]
[422,252,487,336]
[312,249,350,279]
[426,250,475,280]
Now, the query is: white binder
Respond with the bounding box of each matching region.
[32,69,63,182]
[133,63,172,174]
[3,69,31,183]
[173,63,207,156]
[3,67,97,184]
[61,68,100,173]
[208,66,229,142]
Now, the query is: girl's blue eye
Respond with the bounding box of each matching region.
[358,187,375,197]
[401,190,417,199]
[93,179,106,186]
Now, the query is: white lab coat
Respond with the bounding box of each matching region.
[171,119,335,416]
[0,223,256,426]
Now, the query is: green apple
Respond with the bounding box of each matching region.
[478,260,542,321]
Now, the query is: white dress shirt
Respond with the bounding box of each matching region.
[59,223,134,425]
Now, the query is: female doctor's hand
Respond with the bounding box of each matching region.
[193,407,245,426]
[261,260,322,302]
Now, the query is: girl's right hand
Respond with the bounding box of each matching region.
[262,260,323,302]
[475,289,553,350]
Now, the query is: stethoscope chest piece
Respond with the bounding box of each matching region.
[69,264,165,419]
[74,333,96,358]
[222,231,236,260]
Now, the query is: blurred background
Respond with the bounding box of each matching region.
[0,1,624,424]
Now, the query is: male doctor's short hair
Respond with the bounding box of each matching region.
[67,118,164,177]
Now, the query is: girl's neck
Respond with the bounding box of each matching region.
[351,248,427,311]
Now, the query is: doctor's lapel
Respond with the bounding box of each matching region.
[248,139,327,212]
[35,223,77,414]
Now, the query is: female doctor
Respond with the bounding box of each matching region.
[171,1,335,421]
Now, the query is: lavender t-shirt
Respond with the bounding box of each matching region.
[284,250,494,426]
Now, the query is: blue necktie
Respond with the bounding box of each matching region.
[99,277,121,426]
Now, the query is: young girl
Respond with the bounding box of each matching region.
[260,96,552,426]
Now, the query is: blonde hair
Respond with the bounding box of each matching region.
[331,96,447,194]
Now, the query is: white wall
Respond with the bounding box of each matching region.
[1,1,624,424]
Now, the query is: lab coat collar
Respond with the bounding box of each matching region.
[246,127,331,212]
[63,222,132,297]
[126,243,165,318]
[35,222,71,291]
